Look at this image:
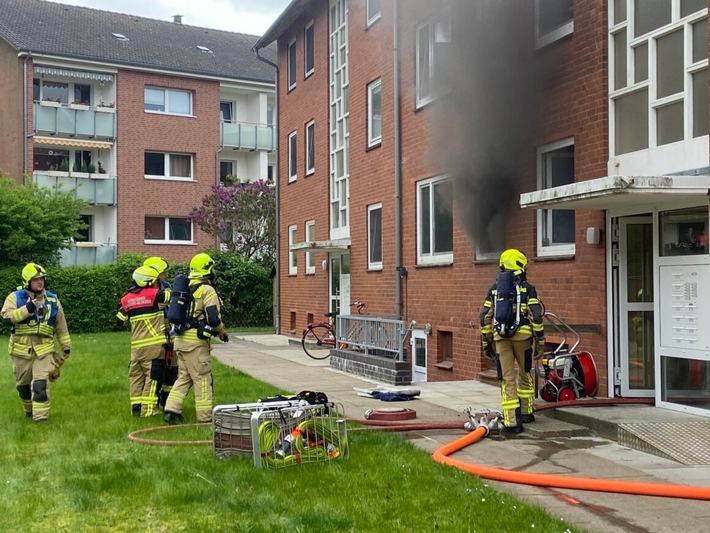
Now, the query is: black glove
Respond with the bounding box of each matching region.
[219,331,229,343]
[26,299,36,313]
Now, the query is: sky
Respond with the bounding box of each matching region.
[48,0,292,35]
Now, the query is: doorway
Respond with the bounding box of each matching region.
[618,216,655,397]
[411,329,427,382]
[329,253,350,314]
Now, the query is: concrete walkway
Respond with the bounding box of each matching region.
[212,333,710,533]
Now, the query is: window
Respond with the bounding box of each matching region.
[77,214,93,242]
[267,105,275,126]
[305,22,315,77]
[367,0,381,26]
[535,0,573,48]
[144,152,193,180]
[144,87,192,115]
[220,101,233,122]
[288,224,298,275]
[537,140,575,257]
[288,39,297,90]
[305,220,316,274]
[73,84,91,105]
[415,12,451,108]
[367,78,382,147]
[417,175,453,265]
[305,121,315,175]
[288,131,297,182]
[611,1,708,161]
[368,203,383,270]
[220,160,235,185]
[144,217,192,243]
[268,165,274,182]
[659,205,709,257]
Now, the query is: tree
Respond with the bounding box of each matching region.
[190,179,275,267]
[0,172,88,268]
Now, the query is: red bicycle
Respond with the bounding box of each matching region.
[301,302,366,360]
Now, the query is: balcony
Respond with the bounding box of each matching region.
[59,242,117,266]
[221,121,276,151]
[33,171,117,205]
[33,102,116,139]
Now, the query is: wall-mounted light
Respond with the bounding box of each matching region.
[321,259,328,271]
[423,323,432,335]
[586,227,601,245]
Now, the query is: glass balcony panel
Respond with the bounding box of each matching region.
[59,243,116,266]
[33,171,116,205]
[33,103,116,138]
[220,122,277,151]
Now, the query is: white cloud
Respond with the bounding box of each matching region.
[50,0,290,34]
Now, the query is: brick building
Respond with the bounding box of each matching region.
[256,0,710,417]
[0,0,276,265]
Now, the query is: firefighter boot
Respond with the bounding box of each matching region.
[164,411,184,425]
[502,407,524,434]
[521,414,536,423]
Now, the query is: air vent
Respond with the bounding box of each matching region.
[112,33,129,42]
[197,46,213,54]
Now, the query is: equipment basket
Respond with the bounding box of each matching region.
[213,401,348,468]
[535,312,599,403]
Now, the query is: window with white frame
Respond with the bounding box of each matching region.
[144,152,192,180]
[305,220,316,274]
[144,87,192,115]
[368,203,383,270]
[288,39,297,90]
[367,78,382,147]
[288,131,298,182]
[306,120,315,175]
[288,224,298,275]
[417,176,453,265]
[537,139,575,256]
[144,216,192,243]
[305,22,315,77]
[610,0,708,163]
[415,11,451,108]
[367,0,381,26]
[220,101,233,122]
[535,0,573,48]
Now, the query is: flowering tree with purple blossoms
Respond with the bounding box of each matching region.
[189,179,275,267]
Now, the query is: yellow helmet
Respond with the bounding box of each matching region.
[22,263,46,288]
[132,265,159,288]
[143,256,169,274]
[499,248,528,276]
[189,252,215,278]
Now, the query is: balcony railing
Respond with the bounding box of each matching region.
[221,121,276,151]
[33,102,116,139]
[33,171,117,205]
[59,242,116,266]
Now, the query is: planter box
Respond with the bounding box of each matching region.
[70,103,90,111]
[47,170,70,177]
[41,100,62,107]
[96,106,115,113]
[72,172,90,178]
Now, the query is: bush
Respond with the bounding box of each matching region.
[0,251,273,334]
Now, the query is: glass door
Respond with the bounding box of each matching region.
[411,329,427,382]
[619,217,655,396]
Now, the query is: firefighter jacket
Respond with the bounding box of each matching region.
[479,279,545,344]
[1,289,71,358]
[173,280,225,350]
[117,286,170,354]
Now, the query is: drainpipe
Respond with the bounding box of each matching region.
[393,0,404,319]
[214,146,223,249]
[253,46,280,333]
[23,52,31,178]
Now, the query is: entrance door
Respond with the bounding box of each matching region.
[329,253,350,314]
[411,329,427,382]
[619,217,655,396]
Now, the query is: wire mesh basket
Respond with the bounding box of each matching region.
[213,401,348,468]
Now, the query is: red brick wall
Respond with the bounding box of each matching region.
[116,70,219,262]
[0,41,26,182]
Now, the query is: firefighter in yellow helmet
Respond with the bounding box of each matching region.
[479,249,545,434]
[117,265,171,417]
[143,256,176,411]
[1,263,71,422]
[164,253,228,424]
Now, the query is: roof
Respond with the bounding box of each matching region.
[253,0,311,51]
[520,175,710,210]
[0,0,276,83]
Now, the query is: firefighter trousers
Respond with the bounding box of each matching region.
[164,343,213,422]
[129,346,163,417]
[496,337,535,428]
[12,351,54,421]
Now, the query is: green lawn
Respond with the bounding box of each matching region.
[0,332,584,532]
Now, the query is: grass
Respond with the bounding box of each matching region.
[0,332,584,532]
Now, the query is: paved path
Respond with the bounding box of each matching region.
[212,334,710,533]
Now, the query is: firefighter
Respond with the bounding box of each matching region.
[1,263,71,422]
[117,265,170,417]
[143,256,176,410]
[479,249,545,434]
[164,252,228,424]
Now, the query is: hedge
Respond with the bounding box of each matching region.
[0,251,273,334]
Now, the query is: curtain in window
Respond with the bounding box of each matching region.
[170,155,191,178]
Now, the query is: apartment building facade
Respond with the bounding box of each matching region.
[0,0,276,265]
[256,0,710,417]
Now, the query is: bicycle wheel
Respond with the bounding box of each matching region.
[302,324,336,360]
